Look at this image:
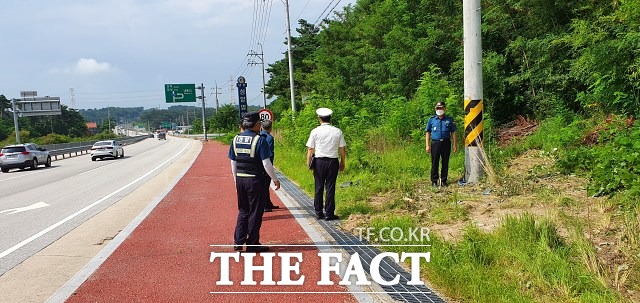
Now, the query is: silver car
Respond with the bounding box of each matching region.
[91,140,124,161]
[0,143,52,173]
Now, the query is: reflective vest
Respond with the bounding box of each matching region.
[232,134,265,177]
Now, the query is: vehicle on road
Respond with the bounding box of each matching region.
[157,132,166,140]
[91,140,124,161]
[0,143,52,173]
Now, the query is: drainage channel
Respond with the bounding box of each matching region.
[277,171,446,303]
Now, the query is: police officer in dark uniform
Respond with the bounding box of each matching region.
[260,119,279,212]
[228,112,280,252]
[425,101,457,187]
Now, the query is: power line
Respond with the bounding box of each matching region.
[75,89,158,95]
[313,0,337,26]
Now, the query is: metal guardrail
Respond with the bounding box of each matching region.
[43,135,151,160]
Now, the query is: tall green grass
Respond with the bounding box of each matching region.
[364,215,621,302]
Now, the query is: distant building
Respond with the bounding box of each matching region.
[86,122,98,134]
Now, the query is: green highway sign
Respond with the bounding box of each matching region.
[165,84,196,103]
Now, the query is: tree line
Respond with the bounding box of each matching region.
[264,0,639,132]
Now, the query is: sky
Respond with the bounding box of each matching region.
[0,0,355,110]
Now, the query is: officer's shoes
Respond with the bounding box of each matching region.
[233,245,243,251]
[246,246,270,253]
[317,213,325,220]
[432,182,439,187]
[441,181,449,187]
[324,215,340,221]
[264,208,273,212]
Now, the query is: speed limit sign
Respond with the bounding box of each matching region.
[258,109,274,122]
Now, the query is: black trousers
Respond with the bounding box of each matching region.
[430,139,451,184]
[313,158,339,217]
[234,176,266,246]
[263,176,274,209]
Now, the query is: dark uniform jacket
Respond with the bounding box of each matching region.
[228,130,271,177]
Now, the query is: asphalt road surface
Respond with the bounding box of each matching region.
[0,136,196,275]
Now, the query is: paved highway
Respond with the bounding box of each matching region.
[0,136,197,275]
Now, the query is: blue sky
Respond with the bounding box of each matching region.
[0,0,354,109]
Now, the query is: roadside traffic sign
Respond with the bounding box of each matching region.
[258,109,274,122]
[165,84,196,103]
[15,91,61,116]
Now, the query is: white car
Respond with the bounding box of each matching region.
[91,140,124,161]
[0,143,52,173]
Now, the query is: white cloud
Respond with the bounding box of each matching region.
[50,58,114,75]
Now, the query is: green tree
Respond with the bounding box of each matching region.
[0,95,12,120]
[208,104,239,132]
[563,0,640,116]
[265,19,320,118]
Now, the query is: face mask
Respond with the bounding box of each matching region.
[436,109,445,116]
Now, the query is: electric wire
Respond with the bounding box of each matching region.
[313,0,336,26]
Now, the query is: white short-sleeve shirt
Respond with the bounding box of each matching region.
[306,123,346,158]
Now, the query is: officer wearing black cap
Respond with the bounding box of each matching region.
[228,112,281,252]
[260,119,279,212]
[425,101,457,187]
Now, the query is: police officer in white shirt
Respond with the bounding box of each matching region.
[306,108,346,221]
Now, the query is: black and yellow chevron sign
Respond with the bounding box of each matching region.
[464,99,483,146]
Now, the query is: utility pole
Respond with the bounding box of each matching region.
[11,99,20,143]
[463,0,484,183]
[229,76,235,104]
[197,83,207,141]
[248,43,267,109]
[284,0,296,114]
[214,82,222,113]
[69,88,76,109]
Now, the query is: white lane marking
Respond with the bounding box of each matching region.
[76,161,120,176]
[0,141,192,260]
[0,170,47,182]
[0,202,50,215]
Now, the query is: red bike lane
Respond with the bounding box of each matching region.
[65,141,358,303]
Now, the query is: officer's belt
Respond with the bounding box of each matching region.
[431,138,450,142]
[236,173,257,177]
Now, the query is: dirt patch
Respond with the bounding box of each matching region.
[496,115,539,145]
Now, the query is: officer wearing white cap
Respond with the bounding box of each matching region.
[228,112,281,252]
[425,101,457,186]
[306,108,346,221]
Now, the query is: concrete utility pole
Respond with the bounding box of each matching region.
[11,99,20,143]
[463,0,484,183]
[197,83,207,141]
[69,88,76,109]
[284,0,296,114]
[248,43,268,109]
[214,82,222,113]
[229,76,235,104]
